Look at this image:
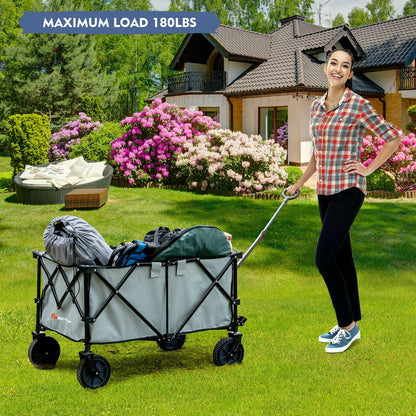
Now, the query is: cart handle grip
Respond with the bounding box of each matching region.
[282,189,300,200]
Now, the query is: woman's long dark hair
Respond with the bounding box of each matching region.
[327,48,354,90]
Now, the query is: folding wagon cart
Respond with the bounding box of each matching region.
[29,250,246,388]
[28,189,298,389]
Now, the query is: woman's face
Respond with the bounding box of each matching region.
[324,50,354,88]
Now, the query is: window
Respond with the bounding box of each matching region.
[259,107,288,150]
[199,107,220,123]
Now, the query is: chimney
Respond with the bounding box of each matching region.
[280,15,305,26]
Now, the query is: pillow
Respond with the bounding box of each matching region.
[68,157,90,177]
[19,179,54,187]
[20,165,71,180]
[84,161,106,178]
[56,157,83,169]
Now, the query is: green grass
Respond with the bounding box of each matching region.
[0,154,11,173]
[1,185,416,415]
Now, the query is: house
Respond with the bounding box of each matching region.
[158,14,416,165]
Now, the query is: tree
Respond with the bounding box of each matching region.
[169,0,315,33]
[365,0,395,23]
[347,0,397,28]
[348,7,371,27]
[1,1,111,126]
[403,0,416,15]
[332,13,346,27]
[0,0,44,130]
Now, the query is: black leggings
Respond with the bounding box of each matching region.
[316,187,365,327]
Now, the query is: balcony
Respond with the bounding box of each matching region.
[168,71,226,94]
[399,67,416,90]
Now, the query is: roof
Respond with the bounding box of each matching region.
[351,14,416,70]
[210,25,270,61]
[170,25,270,71]
[168,14,416,96]
[225,19,380,96]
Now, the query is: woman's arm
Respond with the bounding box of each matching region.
[287,153,317,195]
[343,136,401,176]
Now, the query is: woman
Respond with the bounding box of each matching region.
[287,48,402,353]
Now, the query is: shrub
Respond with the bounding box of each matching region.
[6,114,50,176]
[49,113,103,161]
[80,96,104,121]
[175,129,287,194]
[0,171,13,193]
[366,170,396,192]
[110,99,220,186]
[0,134,8,153]
[360,133,416,192]
[72,122,124,162]
[406,105,416,134]
[405,122,416,134]
[285,166,303,186]
[408,105,416,121]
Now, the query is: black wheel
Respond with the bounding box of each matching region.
[213,337,244,366]
[157,334,186,351]
[28,336,60,369]
[77,354,111,389]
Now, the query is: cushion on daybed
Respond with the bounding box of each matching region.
[20,157,107,189]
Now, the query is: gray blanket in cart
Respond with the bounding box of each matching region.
[43,215,113,267]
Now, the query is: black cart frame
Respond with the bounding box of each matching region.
[29,251,246,388]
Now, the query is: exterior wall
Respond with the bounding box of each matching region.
[365,70,396,94]
[366,97,383,116]
[165,94,230,128]
[365,69,416,131]
[229,97,243,131]
[185,62,207,72]
[241,94,315,165]
[385,92,403,128]
[225,59,252,84]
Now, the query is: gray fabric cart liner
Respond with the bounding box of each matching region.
[38,254,234,344]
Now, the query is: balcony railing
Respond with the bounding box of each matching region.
[399,67,416,90]
[168,71,226,94]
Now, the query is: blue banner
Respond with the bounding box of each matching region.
[19,11,219,34]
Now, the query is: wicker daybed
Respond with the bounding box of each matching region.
[14,162,113,205]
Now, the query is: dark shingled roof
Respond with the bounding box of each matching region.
[210,25,270,61]
[169,14,416,96]
[351,14,416,70]
[224,19,379,95]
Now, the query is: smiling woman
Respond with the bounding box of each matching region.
[287,47,402,354]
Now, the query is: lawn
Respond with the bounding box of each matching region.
[1,179,416,415]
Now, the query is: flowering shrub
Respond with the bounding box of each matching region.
[360,133,416,191]
[110,99,220,186]
[49,113,102,161]
[175,129,287,194]
[271,123,288,150]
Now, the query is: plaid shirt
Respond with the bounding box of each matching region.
[310,88,402,195]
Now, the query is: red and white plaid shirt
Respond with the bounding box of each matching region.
[310,88,402,195]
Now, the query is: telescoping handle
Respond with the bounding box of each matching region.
[237,188,300,269]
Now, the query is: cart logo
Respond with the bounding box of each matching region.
[51,313,71,324]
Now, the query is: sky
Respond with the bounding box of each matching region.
[151,0,411,26]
